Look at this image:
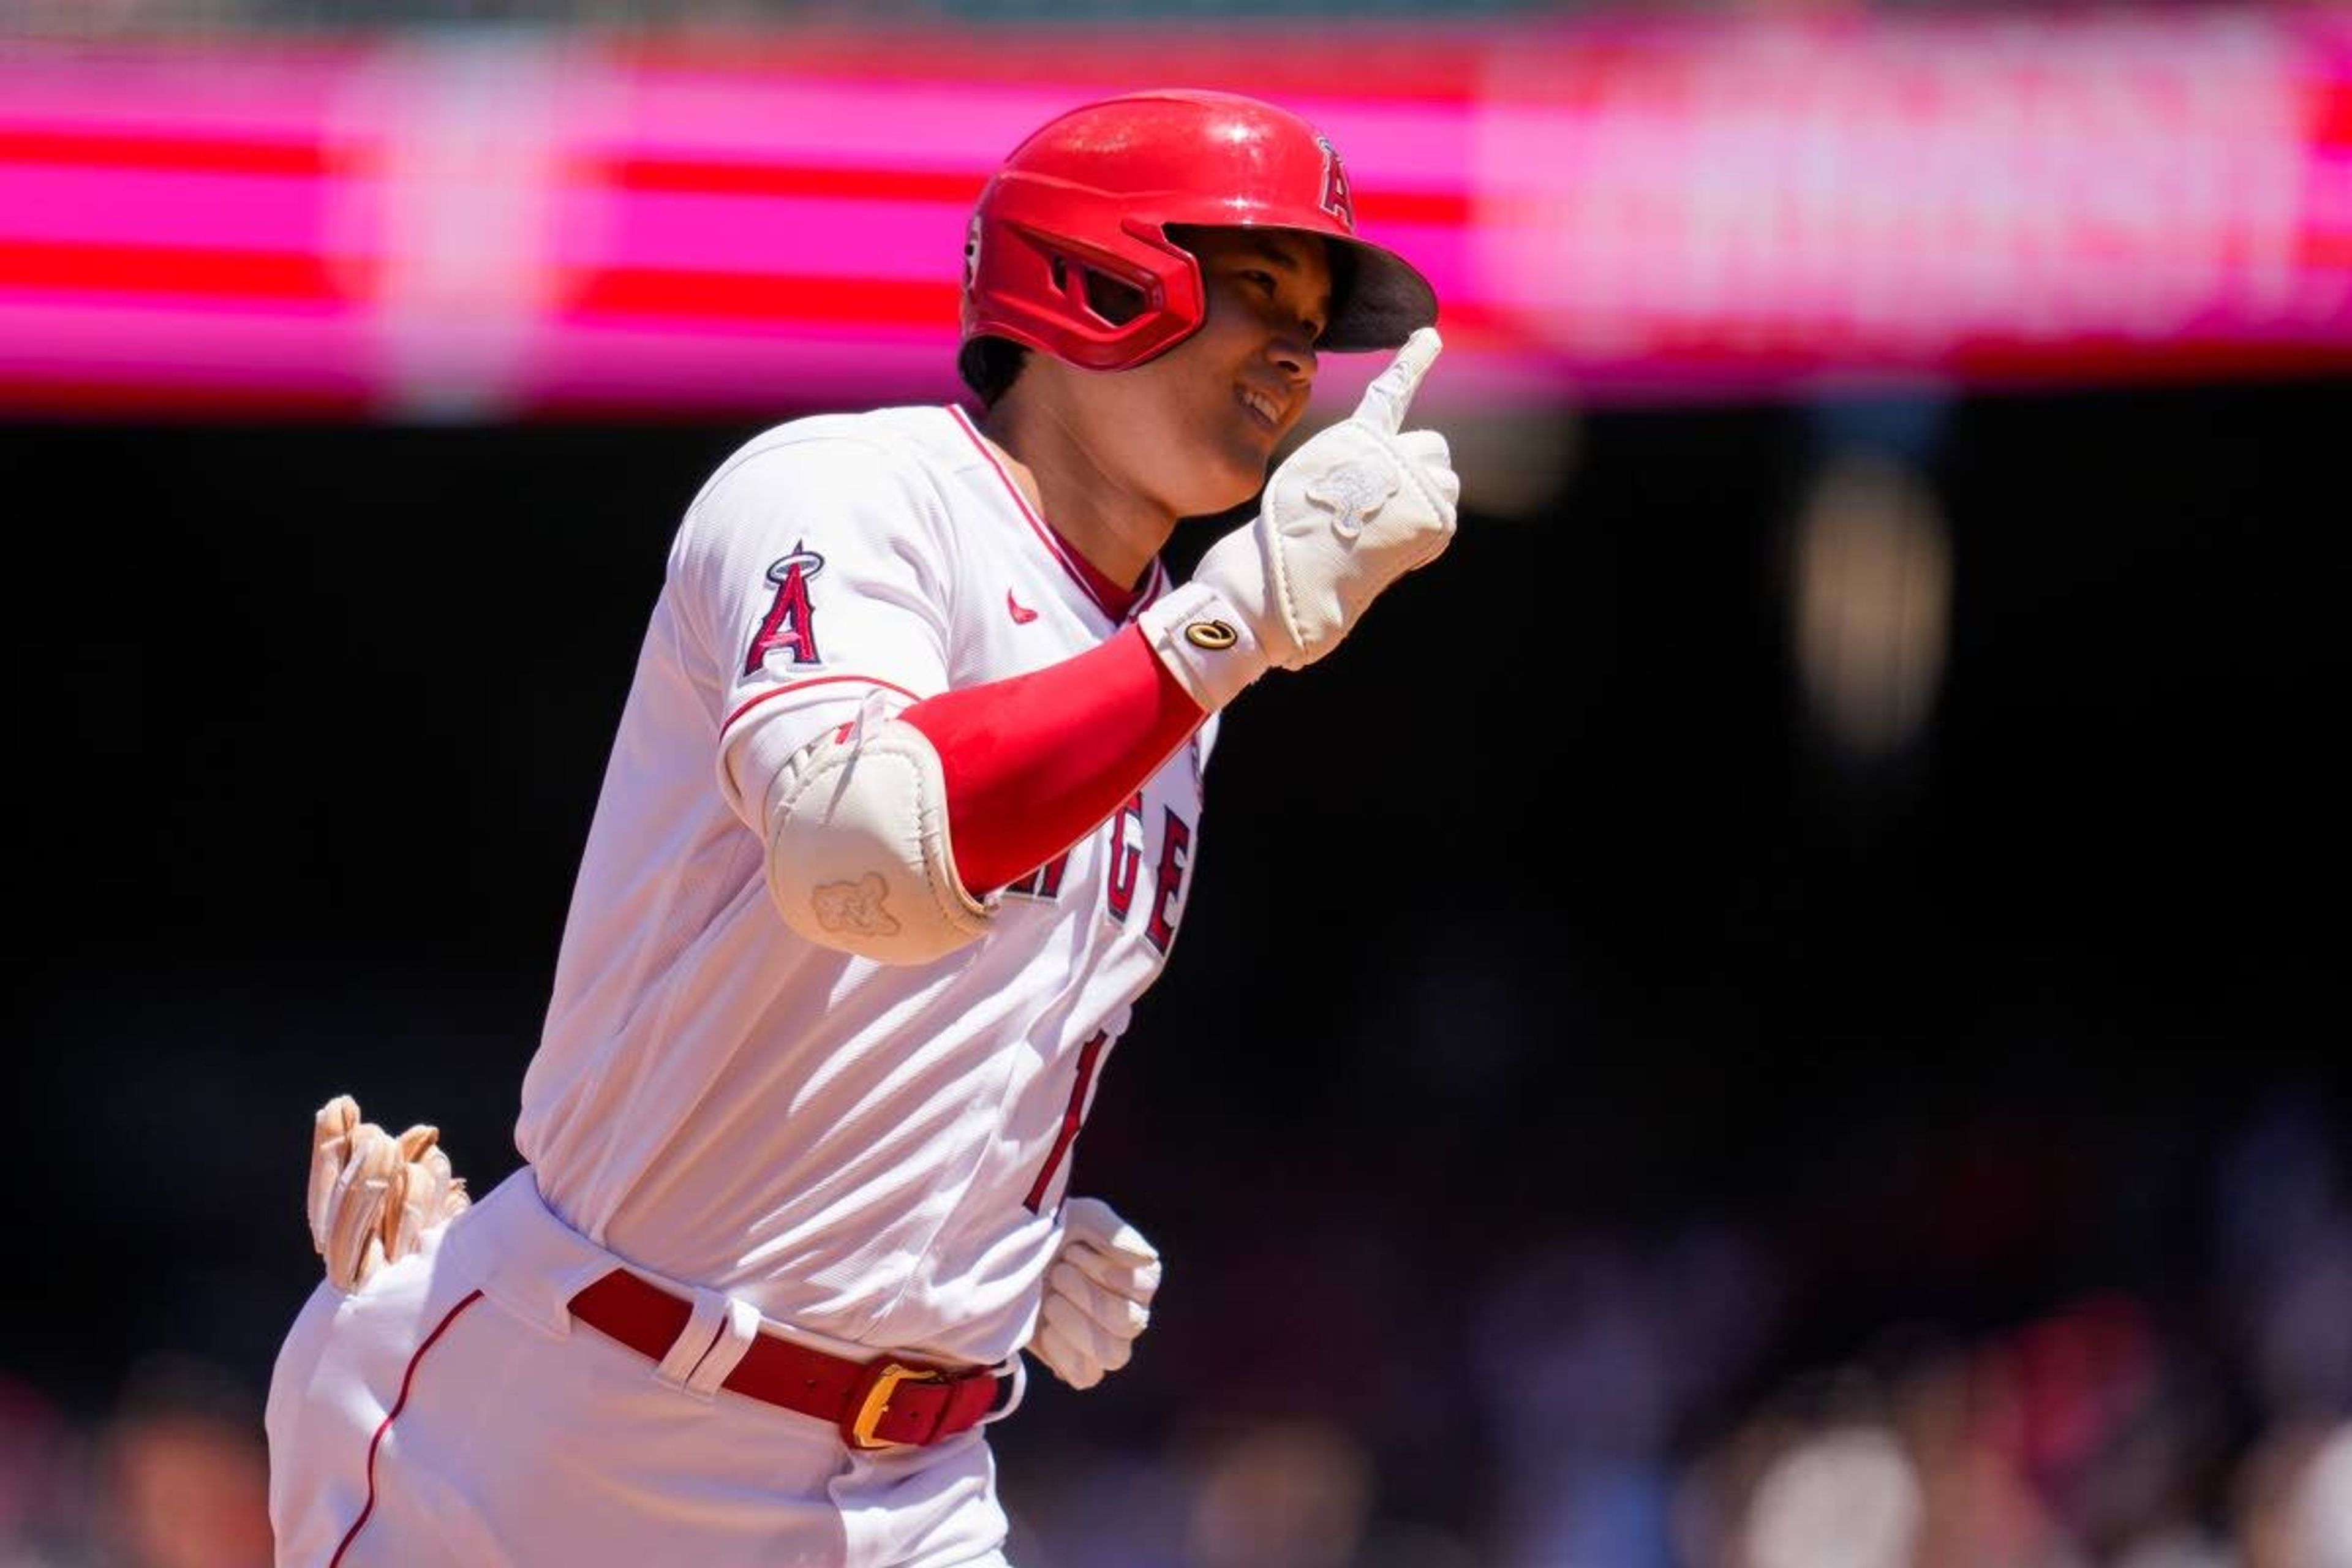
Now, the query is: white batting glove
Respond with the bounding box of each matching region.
[306,1094,470,1294]
[1026,1197,1163,1390]
[1140,326,1460,712]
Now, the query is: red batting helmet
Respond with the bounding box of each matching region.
[960,89,1438,372]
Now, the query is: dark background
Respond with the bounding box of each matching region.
[8,371,2346,1561]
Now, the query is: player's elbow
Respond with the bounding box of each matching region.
[761,715,994,965]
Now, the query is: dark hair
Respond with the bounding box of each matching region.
[958,337,1029,407]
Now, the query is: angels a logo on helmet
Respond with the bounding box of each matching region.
[743,543,826,673]
[1316,135,1355,230]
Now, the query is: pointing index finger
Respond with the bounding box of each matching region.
[1351,326,1442,435]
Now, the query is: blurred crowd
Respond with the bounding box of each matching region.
[992,1088,2351,1567]
[7,1089,2341,1567]
[999,1317,2350,1568]
[0,1356,271,1568]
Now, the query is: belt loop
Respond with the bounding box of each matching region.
[651,1286,729,1390]
[978,1355,1027,1428]
[682,1296,762,1399]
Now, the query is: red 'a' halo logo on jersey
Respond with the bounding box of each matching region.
[1316,135,1355,230]
[742,544,825,674]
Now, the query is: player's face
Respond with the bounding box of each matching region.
[1091,229,1333,518]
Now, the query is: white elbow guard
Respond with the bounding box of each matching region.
[762,713,993,965]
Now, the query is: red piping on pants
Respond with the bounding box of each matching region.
[327,1289,485,1568]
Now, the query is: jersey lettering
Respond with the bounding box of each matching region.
[1103,791,1145,922]
[1145,810,1193,953]
[1023,1030,1109,1214]
[743,545,824,673]
[1005,851,1071,902]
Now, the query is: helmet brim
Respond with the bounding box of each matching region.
[1316,234,1439,354]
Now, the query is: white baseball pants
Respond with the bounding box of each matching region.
[265,1169,1012,1567]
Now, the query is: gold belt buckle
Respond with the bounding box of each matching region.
[847,1361,944,1450]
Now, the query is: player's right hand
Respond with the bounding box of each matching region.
[1143,328,1459,710]
[1026,1196,1163,1390]
[306,1093,470,1293]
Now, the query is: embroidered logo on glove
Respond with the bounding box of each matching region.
[813,873,900,938]
[1305,460,1397,540]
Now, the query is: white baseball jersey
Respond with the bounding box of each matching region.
[516,404,1216,1368]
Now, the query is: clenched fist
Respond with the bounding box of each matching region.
[1025,1197,1163,1390]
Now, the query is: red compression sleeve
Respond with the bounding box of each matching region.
[900,624,1208,895]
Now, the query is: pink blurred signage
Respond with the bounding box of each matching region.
[0,12,2344,418]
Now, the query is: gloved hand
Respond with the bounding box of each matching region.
[306,1094,470,1293]
[1140,326,1460,712]
[1025,1197,1163,1390]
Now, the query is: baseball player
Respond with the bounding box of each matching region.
[266,88,1458,1567]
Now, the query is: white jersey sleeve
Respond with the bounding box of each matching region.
[669,433,962,831]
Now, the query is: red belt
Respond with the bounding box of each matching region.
[567,1269,1001,1449]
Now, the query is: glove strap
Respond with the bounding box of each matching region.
[1136,580,1272,714]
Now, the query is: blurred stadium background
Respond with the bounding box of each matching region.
[4,0,2347,1564]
